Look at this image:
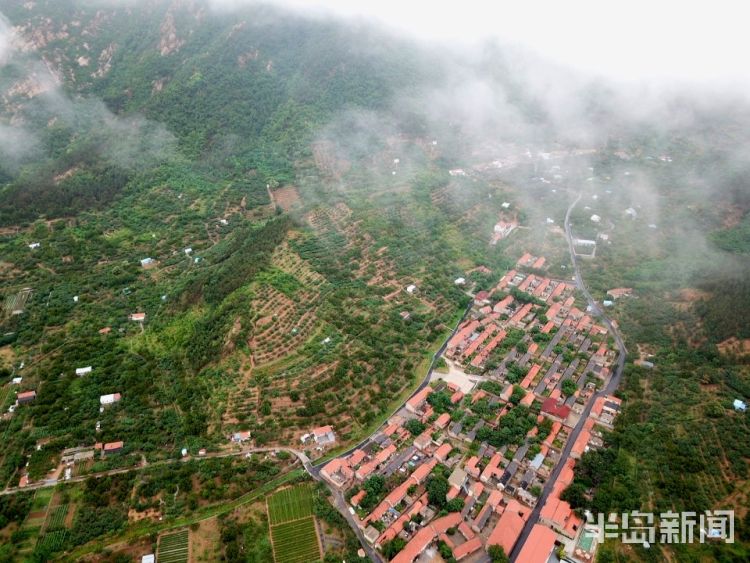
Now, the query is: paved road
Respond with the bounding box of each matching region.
[0,446,311,498]
[510,192,628,561]
[1,303,474,562]
[313,301,474,470]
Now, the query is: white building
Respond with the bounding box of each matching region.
[454,277,466,286]
[734,399,747,412]
[75,366,92,376]
[590,214,601,223]
[100,393,122,406]
[140,257,155,268]
[406,284,418,294]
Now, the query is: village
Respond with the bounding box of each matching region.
[320,253,623,563]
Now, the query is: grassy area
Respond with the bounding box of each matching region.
[267,484,314,525]
[270,517,321,563]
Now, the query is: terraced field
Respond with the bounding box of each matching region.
[157,529,190,563]
[268,484,321,563]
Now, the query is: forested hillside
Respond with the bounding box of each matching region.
[0,1,749,561]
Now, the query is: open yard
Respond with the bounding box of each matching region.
[157,529,190,563]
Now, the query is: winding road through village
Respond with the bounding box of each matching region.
[2,192,628,563]
[509,191,628,561]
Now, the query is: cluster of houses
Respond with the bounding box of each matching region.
[446,253,611,379]
[320,254,622,563]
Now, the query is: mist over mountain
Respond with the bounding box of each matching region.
[0,2,748,562]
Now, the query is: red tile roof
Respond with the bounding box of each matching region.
[541,398,571,420]
[391,513,463,563]
[435,443,453,462]
[453,536,482,560]
[487,504,526,554]
[516,524,557,563]
[435,412,451,429]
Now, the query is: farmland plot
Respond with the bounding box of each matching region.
[157,529,190,563]
[267,484,321,563]
[267,484,315,525]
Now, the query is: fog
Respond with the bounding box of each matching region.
[211,0,750,88]
[0,11,177,172]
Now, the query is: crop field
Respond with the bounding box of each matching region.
[44,504,69,531]
[267,484,321,563]
[36,530,68,552]
[157,529,190,563]
[267,484,315,525]
[270,517,321,563]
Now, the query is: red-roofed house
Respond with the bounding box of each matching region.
[541,398,571,421]
[471,329,507,367]
[487,499,527,555]
[493,294,513,313]
[518,274,536,292]
[474,290,490,305]
[447,320,480,352]
[434,412,451,429]
[391,513,463,563]
[450,390,464,404]
[517,252,533,267]
[462,325,497,359]
[351,489,367,507]
[533,277,551,297]
[465,456,480,479]
[510,302,533,325]
[413,431,432,452]
[103,441,123,454]
[532,256,546,269]
[496,269,517,291]
[321,458,355,487]
[356,444,397,480]
[520,392,535,407]
[435,443,453,463]
[406,387,432,414]
[410,458,437,485]
[516,524,557,563]
[349,449,367,467]
[542,488,582,539]
[16,390,36,404]
[480,453,503,483]
[453,536,482,560]
[521,364,541,389]
[607,287,633,299]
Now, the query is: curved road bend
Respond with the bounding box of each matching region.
[309,301,475,563]
[510,192,628,561]
[313,301,475,471]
